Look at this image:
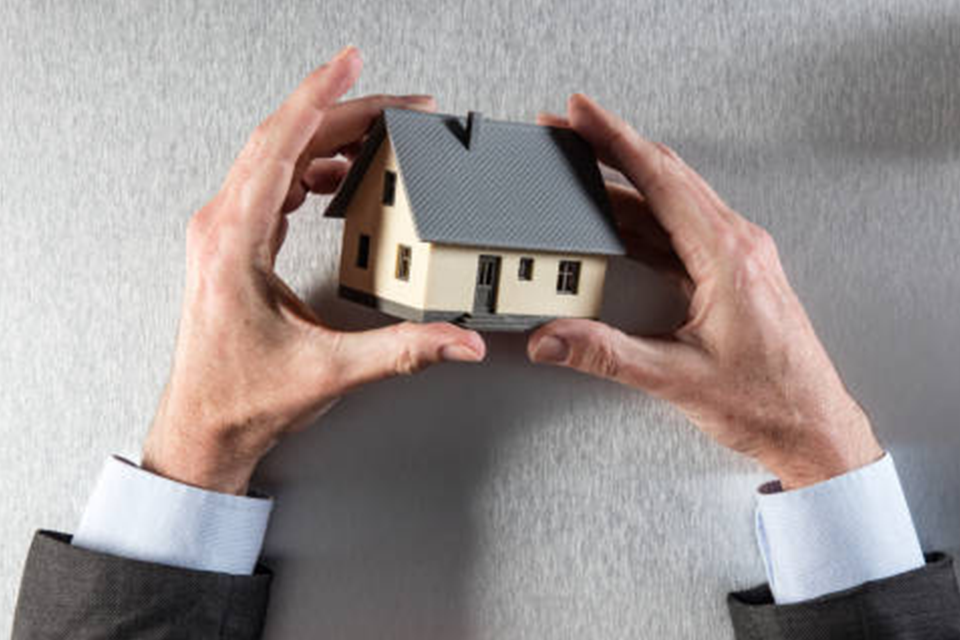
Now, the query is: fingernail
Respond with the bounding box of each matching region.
[440,343,483,363]
[403,94,434,102]
[531,336,569,364]
[334,45,359,62]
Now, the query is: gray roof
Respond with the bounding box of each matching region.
[325,108,625,255]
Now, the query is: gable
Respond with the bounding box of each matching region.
[325,116,388,220]
[336,135,430,309]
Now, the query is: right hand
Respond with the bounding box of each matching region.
[528,94,881,490]
[142,48,486,496]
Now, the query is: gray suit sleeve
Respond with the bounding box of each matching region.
[12,530,271,640]
[728,553,960,639]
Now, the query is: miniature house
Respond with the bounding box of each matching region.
[324,108,625,331]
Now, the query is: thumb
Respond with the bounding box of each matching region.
[527,319,684,393]
[327,321,486,392]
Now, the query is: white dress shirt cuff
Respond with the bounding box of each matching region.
[72,456,273,576]
[755,453,924,604]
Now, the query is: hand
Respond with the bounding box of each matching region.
[142,47,486,495]
[528,94,881,489]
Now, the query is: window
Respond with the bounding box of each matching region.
[395,244,411,281]
[518,257,534,281]
[382,170,397,206]
[556,260,581,295]
[355,234,371,269]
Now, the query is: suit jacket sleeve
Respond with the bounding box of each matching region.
[12,530,272,640]
[728,553,960,640]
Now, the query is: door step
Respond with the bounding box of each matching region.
[453,313,553,332]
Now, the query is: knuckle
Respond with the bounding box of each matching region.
[226,158,254,190]
[725,225,781,287]
[605,124,634,156]
[310,332,342,388]
[596,115,633,155]
[744,226,778,264]
[654,141,681,163]
[393,344,421,376]
[185,196,228,253]
[643,168,676,197]
[391,324,426,376]
[746,222,774,247]
[186,210,210,247]
[187,227,241,285]
[738,245,764,276]
[604,126,684,197]
[249,120,272,152]
[716,226,741,255]
[257,113,276,135]
[643,149,684,195]
[579,328,622,380]
[239,118,276,163]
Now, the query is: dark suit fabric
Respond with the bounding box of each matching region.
[12,531,271,640]
[12,531,960,639]
[728,553,960,639]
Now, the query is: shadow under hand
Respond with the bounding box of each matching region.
[253,282,537,640]
[254,342,534,640]
[600,257,688,335]
[253,263,682,639]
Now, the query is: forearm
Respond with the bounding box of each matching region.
[728,452,960,639]
[13,531,272,640]
[12,456,275,639]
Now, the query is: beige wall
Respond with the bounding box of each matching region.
[339,137,609,318]
[338,138,431,309]
[425,246,608,317]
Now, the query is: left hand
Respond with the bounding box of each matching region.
[527,95,880,489]
[142,47,486,495]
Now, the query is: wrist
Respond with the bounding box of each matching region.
[141,447,262,496]
[758,405,883,490]
[141,430,268,496]
[142,398,276,495]
[764,442,883,490]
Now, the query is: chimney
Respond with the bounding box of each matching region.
[465,111,482,150]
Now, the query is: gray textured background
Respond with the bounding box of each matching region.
[2,1,959,638]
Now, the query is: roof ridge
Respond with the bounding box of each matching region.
[382,107,570,133]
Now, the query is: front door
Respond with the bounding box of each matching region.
[473,255,501,314]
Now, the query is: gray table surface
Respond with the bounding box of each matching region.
[2,1,959,638]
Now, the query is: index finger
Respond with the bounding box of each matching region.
[304,94,437,160]
[227,47,363,207]
[279,95,437,217]
[222,47,363,262]
[260,46,363,167]
[566,93,725,276]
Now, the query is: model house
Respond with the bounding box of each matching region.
[324,108,625,331]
